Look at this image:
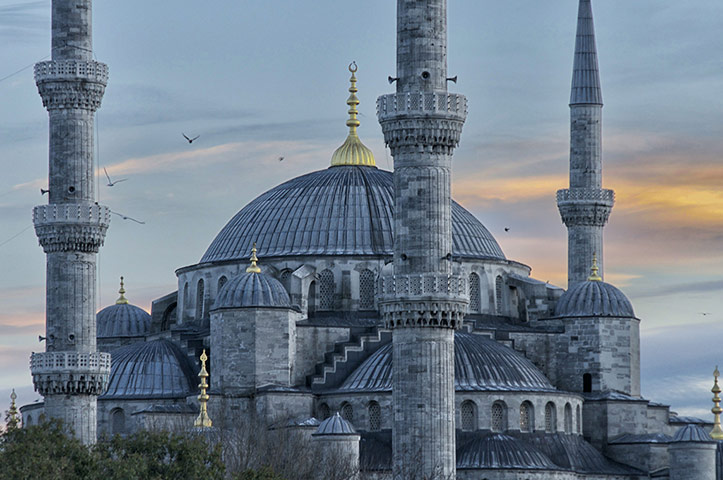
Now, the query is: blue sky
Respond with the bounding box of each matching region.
[1,0,722,420]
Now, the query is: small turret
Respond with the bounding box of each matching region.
[668,424,717,480]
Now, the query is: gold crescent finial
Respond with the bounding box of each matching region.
[349,61,358,73]
[246,243,261,273]
[6,389,19,429]
[711,366,723,439]
[116,276,129,304]
[194,349,213,428]
[587,253,602,282]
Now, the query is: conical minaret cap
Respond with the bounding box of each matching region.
[331,62,376,167]
[570,0,603,105]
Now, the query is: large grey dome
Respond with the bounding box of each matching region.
[213,271,291,309]
[457,434,558,470]
[555,280,635,318]
[339,332,554,393]
[97,303,151,338]
[201,166,505,263]
[101,339,197,399]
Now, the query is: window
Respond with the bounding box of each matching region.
[341,403,353,423]
[318,403,330,420]
[545,402,556,433]
[469,273,481,313]
[319,270,335,310]
[491,402,507,432]
[583,373,592,393]
[495,276,503,314]
[183,282,189,308]
[564,403,573,434]
[359,269,375,310]
[279,270,292,291]
[25,415,31,426]
[308,281,316,313]
[368,401,381,431]
[196,279,205,320]
[576,405,582,434]
[520,401,533,433]
[218,276,227,293]
[111,408,126,435]
[460,401,477,431]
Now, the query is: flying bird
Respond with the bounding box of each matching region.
[700,312,711,316]
[504,227,510,232]
[183,133,200,144]
[111,210,145,224]
[279,156,285,162]
[103,167,127,187]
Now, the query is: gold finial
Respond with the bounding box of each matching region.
[6,389,19,430]
[587,253,602,282]
[330,62,376,167]
[194,349,213,428]
[116,276,129,304]
[711,366,723,440]
[246,243,261,274]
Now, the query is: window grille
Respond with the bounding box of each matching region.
[368,402,381,431]
[359,270,375,310]
[469,273,481,312]
[196,279,205,319]
[218,276,227,292]
[112,409,126,434]
[495,276,503,314]
[491,402,506,432]
[545,402,556,433]
[341,403,354,423]
[520,402,533,432]
[318,403,330,420]
[564,404,573,434]
[461,401,477,431]
[319,270,335,310]
[576,405,582,434]
[279,270,291,290]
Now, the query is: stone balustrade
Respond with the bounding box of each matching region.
[377,92,467,120]
[556,188,615,205]
[33,204,110,253]
[30,351,111,396]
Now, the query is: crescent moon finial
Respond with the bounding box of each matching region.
[349,61,358,73]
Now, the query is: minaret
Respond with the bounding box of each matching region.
[557,0,615,287]
[29,0,110,444]
[377,1,468,478]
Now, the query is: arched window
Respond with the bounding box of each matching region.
[218,276,227,293]
[319,269,335,310]
[460,400,477,431]
[341,403,353,423]
[491,402,507,432]
[25,415,32,426]
[368,401,381,431]
[111,408,126,435]
[519,401,533,433]
[359,269,375,310]
[196,279,205,320]
[279,270,292,291]
[308,281,317,313]
[495,276,503,315]
[161,304,176,331]
[469,273,481,313]
[564,404,573,434]
[318,403,330,421]
[545,402,556,433]
[576,405,582,434]
[583,373,592,393]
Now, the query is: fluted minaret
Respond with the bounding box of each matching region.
[557,0,615,287]
[377,1,468,478]
[30,0,111,444]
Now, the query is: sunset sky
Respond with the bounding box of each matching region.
[1,0,722,419]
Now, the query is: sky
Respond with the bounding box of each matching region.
[0,0,722,421]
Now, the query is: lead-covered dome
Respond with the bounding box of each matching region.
[457,434,558,470]
[101,339,197,399]
[555,280,635,318]
[201,166,505,263]
[97,278,151,338]
[338,332,554,392]
[214,271,291,309]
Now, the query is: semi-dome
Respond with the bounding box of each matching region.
[101,339,197,399]
[671,424,714,443]
[97,278,151,338]
[200,166,505,263]
[213,249,291,309]
[555,280,634,318]
[457,434,558,470]
[338,332,554,393]
[313,412,358,436]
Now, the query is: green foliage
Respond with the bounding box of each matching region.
[235,466,286,480]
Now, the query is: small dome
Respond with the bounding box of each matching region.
[672,424,714,443]
[339,332,554,393]
[97,278,151,338]
[555,280,634,318]
[457,434,558,469]
[214,272,291,309]
[313,413,358,436]
[101,339,197,399]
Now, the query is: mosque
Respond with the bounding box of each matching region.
[18,0,723,479]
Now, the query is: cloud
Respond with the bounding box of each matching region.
[0,1,46,40]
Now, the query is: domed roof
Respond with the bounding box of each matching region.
[457,434,558,470]
[101,339,197,399]
[672,424,714,443]
[338,332,554,393]
[214,271,291,309]
[555,280,635,318]
[313,413,358,436]
[200,166,505,263]
[96,278,151,338]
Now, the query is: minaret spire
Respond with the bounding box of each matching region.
[557,0,614,287]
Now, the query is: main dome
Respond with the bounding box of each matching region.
[201,166,505,263]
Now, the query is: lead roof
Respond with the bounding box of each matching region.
[570,0,603,105]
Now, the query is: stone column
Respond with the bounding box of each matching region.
[377,1,468,478]
[30,0,110,445]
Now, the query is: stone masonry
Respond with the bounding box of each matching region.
[377,1,468,477]
[557,0,614,287]
[30,0,110,444]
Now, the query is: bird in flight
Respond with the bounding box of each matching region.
[279,156,285,162]
[104,167,127,187]
[183,133,200,144]
[504,227,510,232]
[111,210,145,224]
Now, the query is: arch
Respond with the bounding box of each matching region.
[491,401,507,432]
[111,408,126,435]
[368,401,381,431]
[583,373,592,393]
[519,401,534,433]
[25,414,32,426]
[576,404,582,434]
[279,269,292,291]
[469,272,481,313]
[495,275,504,315]
[217,276,228,293]
[161,303,176,331]
[196,279,205,320]
[359,269,375,310]
[564,403,573,434]
[308,280,317,313]
[319,269,335,310]
[545,402,556,433]
[318,403,330,421]
[341,402,353,423]
[460,400,477,431]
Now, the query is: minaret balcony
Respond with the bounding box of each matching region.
[33,204,111,253]
[557,188,614,227]
[377,92,467,122]
[556,188,614,206]
[30,351,111,396]
[35,60,108,111]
